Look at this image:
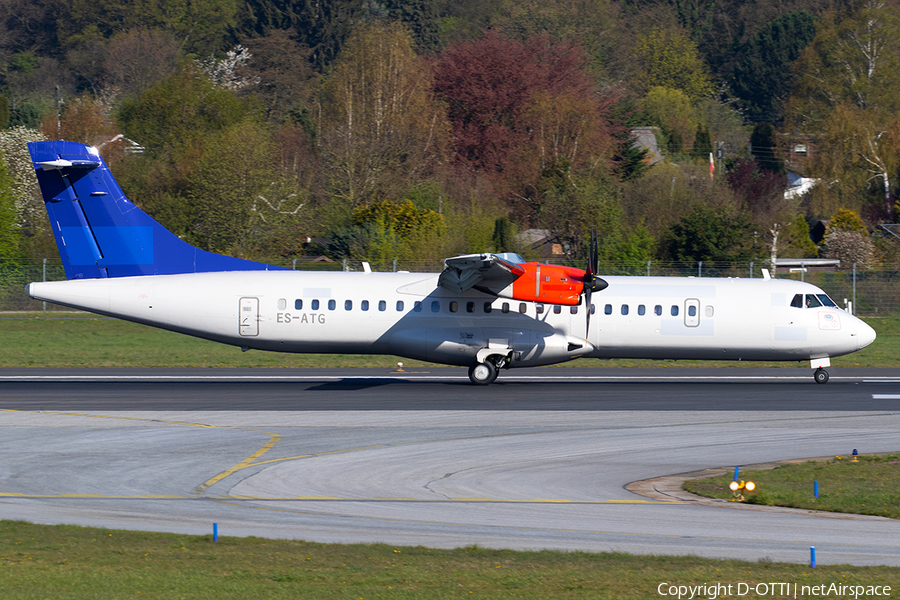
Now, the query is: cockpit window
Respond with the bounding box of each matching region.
[790,294,803,308]
[805,294,822,308]
[817,294,837,307]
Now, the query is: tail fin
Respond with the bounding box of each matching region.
[28,140,283,279]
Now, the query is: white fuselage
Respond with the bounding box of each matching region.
[26,271,875,367]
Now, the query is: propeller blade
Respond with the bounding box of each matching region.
[585,287,592,338]
[584,229,598,338]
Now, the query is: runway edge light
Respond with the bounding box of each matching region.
[729,479,756,502]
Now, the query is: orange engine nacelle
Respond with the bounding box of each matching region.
[504,263,586,306]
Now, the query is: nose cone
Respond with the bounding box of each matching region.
[858,319,877,350]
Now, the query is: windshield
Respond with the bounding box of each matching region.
[817,294,837,307]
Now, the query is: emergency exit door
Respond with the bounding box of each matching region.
[239,297,259,336]
[684,298,700,327]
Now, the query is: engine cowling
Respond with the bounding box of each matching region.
[500,263,587,306]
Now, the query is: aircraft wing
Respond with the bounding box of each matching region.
[438,254,526,295]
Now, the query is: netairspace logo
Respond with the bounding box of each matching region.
[657,582,892,599]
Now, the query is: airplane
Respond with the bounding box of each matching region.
[25,140,876,385]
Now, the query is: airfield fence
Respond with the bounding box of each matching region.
[2,257,899,316]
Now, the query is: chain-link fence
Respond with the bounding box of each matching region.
[3,257,898,316]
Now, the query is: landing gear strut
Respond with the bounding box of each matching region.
[468,361,498,385]
[814,368,829,384]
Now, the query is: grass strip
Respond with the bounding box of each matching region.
[683,453,900,519]
[1,313,897,369]
[2,520,899,599]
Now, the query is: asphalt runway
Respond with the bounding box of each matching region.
[2,367,900,566]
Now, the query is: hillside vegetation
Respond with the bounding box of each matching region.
[2,0,900,271]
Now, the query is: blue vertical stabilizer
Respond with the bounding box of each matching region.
[28,140,284,279]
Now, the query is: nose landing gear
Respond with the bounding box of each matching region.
[814,368,829,384]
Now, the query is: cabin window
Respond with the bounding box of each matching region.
[536,303,544,314]
[638,305,646,316]
[311,299,320,310]
[805,295,822,308]
[484,302,493,313]
[670,305,679,316]
[278,298,287,310]
[604,304,612,315]
[705,306,714,317]
[294,299,303,310]
[654,305,662,316]
[413,301,422,312]
[519,303,527,314]
[345,300,353,310]
[431,300,440,312]
[688,304,697,317]
[621,304,629,315]
[570,305,578,315]
[502,302,510,313]
[449,301,458,313]
[396,300,404,311]
[361,300,369,311]
[790,294,803,308]
[328,299,336,310]
[553,305,562,314]
[590,304,596,315]
[378,300,386,311]
[466,301,475,313]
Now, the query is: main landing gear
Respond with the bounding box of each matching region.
[814,368,829,384]
[468,361,498,385]
[468,354,509,385]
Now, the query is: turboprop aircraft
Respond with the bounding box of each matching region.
[26,140,876,385]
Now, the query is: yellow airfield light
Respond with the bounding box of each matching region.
[729,479,756,501]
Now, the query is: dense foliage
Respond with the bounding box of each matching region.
[2,0,898,267]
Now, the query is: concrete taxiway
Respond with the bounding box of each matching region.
[1,367,899,565]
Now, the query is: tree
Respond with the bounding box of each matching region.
[239,30,318,125]
[318,21,449,210]
[633,26,715,101]
[40,93,117,150]
[735,12,814,104]
[0,95,9,128]
[238,0,364,71]
[0,126,49,253]
[488,0,622,77]
[725,158,788,224]
[749,123,784,174]
[103,28,181,99]
[786,0,900,217]
[730,11,818,124]
[57,0,238,56]
[186,121,276,255]
[691,123,712,161]
[659,203,757,263]
[827,207,868,235]
[640,86,696,154]
[0,150,19,257]
[434,30,619,207]
[117,65,259,157]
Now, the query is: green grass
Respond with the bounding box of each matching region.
[684,453,900,519]
[1,520,898,599]
[1,312,898,369]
